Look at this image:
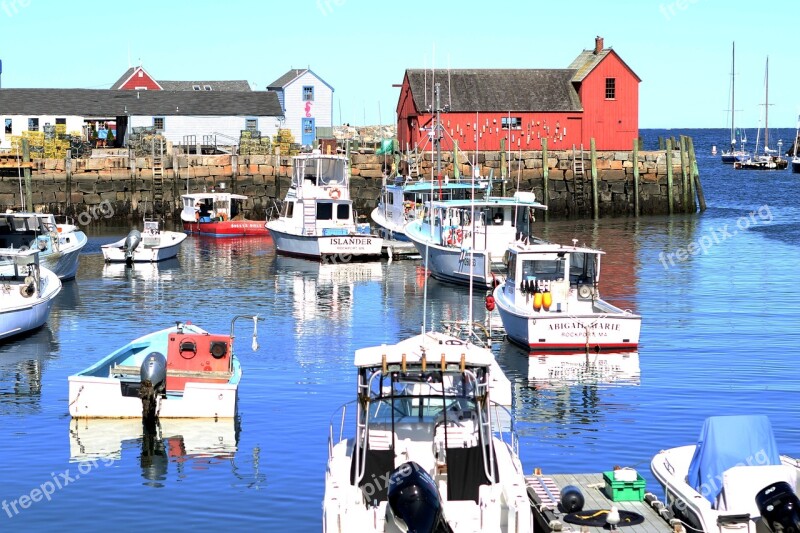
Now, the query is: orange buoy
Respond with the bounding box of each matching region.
[542,291,552,311]
[485,294,495,312]
[533,292,543,311]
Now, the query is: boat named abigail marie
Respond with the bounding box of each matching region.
[492,240,640,353]
[68,316,262,419]
[651,415,800,533]
[101,220,187,263]
[267,150,383,261]
[0,248,62,342]
[405,192,547,289]
[324,331,532,532]
[180,185,270,237]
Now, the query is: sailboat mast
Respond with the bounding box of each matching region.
[731,42,735,150]
[764,57,769,153]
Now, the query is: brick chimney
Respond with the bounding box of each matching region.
[594,36,604,54]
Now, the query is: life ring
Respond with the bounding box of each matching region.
[329,188,341,200]
[445,228,463,246]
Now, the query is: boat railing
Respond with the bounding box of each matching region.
[328,400,358,460]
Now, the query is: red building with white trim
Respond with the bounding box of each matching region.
[396,37,640,152]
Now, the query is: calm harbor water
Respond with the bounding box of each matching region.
[2,128,799,531]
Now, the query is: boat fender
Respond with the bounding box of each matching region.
[533,291,543,311]
[542,291,552,311]
[19,278,36,297]
[485,294,496,311]
[560,485,585,513]
[329,188,341,200]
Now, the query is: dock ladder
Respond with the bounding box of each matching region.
[152,135,165,207]
[572,144,586,213]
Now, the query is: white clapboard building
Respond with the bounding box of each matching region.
[267,69,333,147]
[0,88,283,150]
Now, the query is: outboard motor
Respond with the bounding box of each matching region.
[140,351,167,395]
[139,351,167,428]
[124,230,142,263]
[756,481,800,533]
[387,461,453,533]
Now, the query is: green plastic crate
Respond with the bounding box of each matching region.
[602,471,646,501]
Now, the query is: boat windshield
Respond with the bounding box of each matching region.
[520,257,565,282]
[568,252,598,284]
[298,157,347,187]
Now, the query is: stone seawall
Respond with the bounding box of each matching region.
[0,145,701,222]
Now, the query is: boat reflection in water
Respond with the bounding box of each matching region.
[0,326,58,416]
[69,418,239,487]
[101,257,181,282]
[526,351,640,386]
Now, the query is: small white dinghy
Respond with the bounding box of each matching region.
[651,415,800,533]
[101,220,187,264]
[0,248,62,342]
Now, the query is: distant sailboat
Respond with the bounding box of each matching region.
[791,115,800,174]
[721,42,750,164]
[735,57,788,170]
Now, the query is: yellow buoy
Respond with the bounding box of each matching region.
[533,292,543,311]
[542,291,552,311]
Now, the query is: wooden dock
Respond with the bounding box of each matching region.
[527,472,675,533]
[382,239,418,260]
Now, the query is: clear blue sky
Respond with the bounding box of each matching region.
[1,0,797,129]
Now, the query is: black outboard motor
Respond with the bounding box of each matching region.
[756,481,800,533]
[140,351,167,395]
[387,461,453,533]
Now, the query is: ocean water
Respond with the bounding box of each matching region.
[1,128,799,531]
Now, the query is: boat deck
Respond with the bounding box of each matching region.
[382,239,418,260]
[527,472,673,533]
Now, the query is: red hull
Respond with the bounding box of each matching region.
[182,219,269,237]
[527,342,638,355]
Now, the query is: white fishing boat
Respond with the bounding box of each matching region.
[0,248,62,342]
[404,192,547,289]
[68,316,262,419]
[266,151,383,261]
[101,220,187,263]
[651,415,800,533]
[492,240,640,353]
[323,331,531,532]
[371,176,491,242]
[0,211,87,280]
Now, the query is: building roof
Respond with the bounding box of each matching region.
[568,48,641,83]
[0,89,283,117]
[109,66,163,90]
[404,69,583,113]
[158,80,252,91]
[266,68,334,92]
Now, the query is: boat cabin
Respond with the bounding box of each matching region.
[504,243,602,312]
[348,343,498,504]
[181,192,246,222]
[291,153,350,200]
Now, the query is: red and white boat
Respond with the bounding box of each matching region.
[493,240,640,353]
[180,188,269,237]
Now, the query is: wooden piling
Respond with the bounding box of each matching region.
[687,136,706,211]
[541,138,549,221]
[658,136,664,150]
[632,138,639,216]
[22,138,32,211]
[590,138,598,219]
[665,138,674,215]
[500,138,506,183]
[679,136,690,213]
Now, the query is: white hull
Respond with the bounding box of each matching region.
[495,295,640,352]
[370,206,410,241]
[41,231,87,280]
[408,237,495,288]
[101,231,186,263]
[68,375,238,418]
[0,266,62,341]
[268,223,382,260]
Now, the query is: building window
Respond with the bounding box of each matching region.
[204,85,212,91]
[55,118,66,125]
[134,86,148,90]
[605,78,616,99]
[4,118,11,134]
[245,118,258,131]
[193,85,201,91]
[303,121,314,135]
[336,204,350,220]
[501,117,522,130]
[28,118,39,131]
[302,86,314,101]
[153,117,165,131]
